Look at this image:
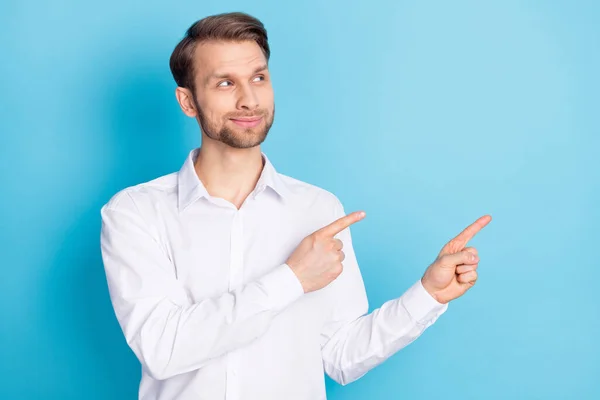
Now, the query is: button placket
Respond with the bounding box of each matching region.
[229,210,245,290]
[226,210,245,400]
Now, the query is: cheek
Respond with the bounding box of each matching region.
[200,95,233,121]
[259,85,274,109]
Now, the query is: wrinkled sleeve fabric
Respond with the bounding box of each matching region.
[320,198,449,385]
[100,191,304,381]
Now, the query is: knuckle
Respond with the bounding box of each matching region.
[467,247,478,255]
[313,236,324,248]
[333,262,343,275]
[446,239,459,250]
[461,272,476,283]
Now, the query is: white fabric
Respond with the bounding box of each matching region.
[100,148,448,400]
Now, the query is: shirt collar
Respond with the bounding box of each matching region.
[177,148,290,212]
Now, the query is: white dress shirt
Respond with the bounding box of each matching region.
[100,148,448,400]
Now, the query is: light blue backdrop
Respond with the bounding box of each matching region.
[1,0,598,399]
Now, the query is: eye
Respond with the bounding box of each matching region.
[253,75,265,82]
[217,80,233,88]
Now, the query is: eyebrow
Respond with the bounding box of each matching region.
[205,64,268,86]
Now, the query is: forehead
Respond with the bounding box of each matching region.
[193,40,267,76]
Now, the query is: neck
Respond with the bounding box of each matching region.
[194,140,264,209]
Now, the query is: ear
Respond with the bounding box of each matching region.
[175,87,198,117]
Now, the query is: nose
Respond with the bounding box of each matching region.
[236,83,259,111]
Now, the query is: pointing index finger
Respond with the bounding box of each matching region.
[442,214,492,254]
[316,211,366,238]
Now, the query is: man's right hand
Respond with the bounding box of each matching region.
[286,211,366,293]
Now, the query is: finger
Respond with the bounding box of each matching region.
[457,270,478,284]
[441,215,492,254]
[315,211,366,238]
[338,250,346,262]
[456,263,478,274]
[332,239,343,251]
[441,250,479,267]
[464,247,478,256]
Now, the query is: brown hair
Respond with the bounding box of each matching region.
[169,12,271,92]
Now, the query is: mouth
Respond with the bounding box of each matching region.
[230,116,263,128]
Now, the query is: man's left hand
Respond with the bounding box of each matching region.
[421,215,492,304]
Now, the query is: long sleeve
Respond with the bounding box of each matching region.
[100,192,305,381]
[320,198,448,385]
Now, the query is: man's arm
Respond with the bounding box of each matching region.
[320,198,448,385]
[100,191,304,381]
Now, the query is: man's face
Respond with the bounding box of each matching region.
[189,40,275,149]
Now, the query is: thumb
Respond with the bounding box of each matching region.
[440,250,478,268]
[464,247,478,257]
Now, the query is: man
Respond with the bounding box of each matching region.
[100,11,491,400]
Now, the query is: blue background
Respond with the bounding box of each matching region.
[1,0,599,399]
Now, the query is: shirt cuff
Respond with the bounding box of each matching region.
[258,263,305,312]
[401,279,448,324]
